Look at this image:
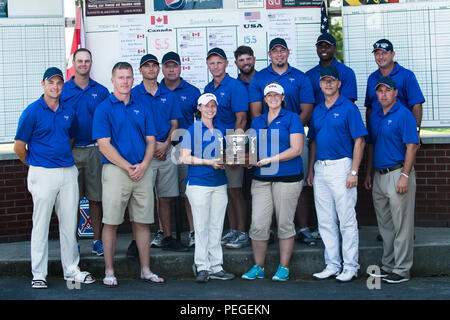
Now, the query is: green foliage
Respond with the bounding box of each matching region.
[330,17,343,63]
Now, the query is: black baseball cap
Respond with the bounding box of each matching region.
[162,51,181,65]
[372,39,394,53]
[207,47,227,60]
[269,38,288,51]
[139,54,159,67]
[320,65,340,81]
[375,76,397,90]
[42,67,64,81]
[316,33,336,47]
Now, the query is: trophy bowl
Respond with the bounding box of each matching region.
[218,133,257,166]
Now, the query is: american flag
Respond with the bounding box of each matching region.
[320,1,329,34]
[245,12,261,20]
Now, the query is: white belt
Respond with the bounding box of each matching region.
[75,143,98,148]
[317,157,349,166]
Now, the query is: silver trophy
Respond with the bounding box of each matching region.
[218,132,257,165]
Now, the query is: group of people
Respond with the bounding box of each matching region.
[14,32,423,288]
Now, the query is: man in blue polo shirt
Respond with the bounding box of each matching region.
[61,48,109,256]
[204,47,250,249]
[131,54,187,252]
[93,62,164,286]
[307,66,367,283]
[160,51,201,249]
[365,39,424,134]
[364,77,419,284]
[14,67,95,289]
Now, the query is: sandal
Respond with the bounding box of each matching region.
[31,279,48,289]
[140,272,164,284]
[64,271,95,284]
[102,275,118,288]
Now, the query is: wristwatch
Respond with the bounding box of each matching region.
[350,170,358,176]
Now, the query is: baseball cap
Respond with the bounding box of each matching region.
[162,51,181,65]
[198,93,218,106]
[316,33,336,47]
[207,48,227,60]
[42,67,64,81]
[375,76,397,90]
[269,38,288,51]
[139,54,159,67]
[264,82,285,96]
[320,65,340,81]
[372,39,394,53]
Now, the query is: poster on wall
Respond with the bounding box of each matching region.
[266,0,322,10]
[154,0,223,11]
[343,0,399,5]
[238,0,264,8]
[0,0,7,17]
[86,0,145,16]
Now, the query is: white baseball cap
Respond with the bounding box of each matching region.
[198,93,218,106]
[264,82,284,96]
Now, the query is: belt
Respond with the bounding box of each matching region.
[317,158,349,166]
[75,143,98,148]
[377,163,403,175]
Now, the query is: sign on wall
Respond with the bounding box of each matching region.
[154,0,223,11]
[86,0,145,16]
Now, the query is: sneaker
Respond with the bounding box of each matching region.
[268,230,275,245]
[272,264,289,282]
[209,270,235,281]
[151,230,164,248]
[195,270,209,283]
[313,266,341,280]
[296,227,317,246]
[367,268,390,278]
[242,264,265,280]
[226,232,250,249]
[310,229,321,239]
[162,236,189,252]
[382,273,409,284]
[126,240,139,258]
[221,229,238,245]
[92,240,104,256]
[336,269,358,282]
[188,231,195,248]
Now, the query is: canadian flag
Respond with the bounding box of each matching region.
[66,6,86,79]
[151,15,168,25]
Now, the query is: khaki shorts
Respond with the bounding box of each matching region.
[102,164,154,225]
[250,179,303,240]
[72,146,103,201]
[225,166,244,189]
[151,146,179,198]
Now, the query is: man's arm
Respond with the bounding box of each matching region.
[234,111,247,131]
[14,140,28,166]
[397,142,419,194]
[346,136,365,188]
[306,139,316,187]
[364,144,374,190]
[129,136,156,181]
[299,103,314,126]
[250,101,262,120]
[411,103,422,129]
[97,137,133,174]
[155,119,178,161]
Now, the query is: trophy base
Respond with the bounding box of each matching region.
[218,153,257,166]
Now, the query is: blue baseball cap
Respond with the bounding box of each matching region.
[372,39,394,53]
[42,67,64,81]
[162,51,181,65]
[269,37,288,51]
[375,76,397,90]
[320,65,340,80]
[316,33,336,47]
[207,47,227,60]
[139,54,159,67]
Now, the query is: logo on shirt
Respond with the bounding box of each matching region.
[333,113,340,118]
[92,93,97,99]
[275,121,281,125]
[161,98,167,103]
[64,115,69,121]
[220,92,226,97]
[134,109,140,115]
[387,120,392,125]
[289,77,295,83]
[181,96,187,101]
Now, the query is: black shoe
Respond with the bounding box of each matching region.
[382,273,409,284]
[126,240,139,258]
[367,268,390,278]
[195,270,209,283]
[296,228,317,246]
[162,236,189,252]
[376,234,383,242]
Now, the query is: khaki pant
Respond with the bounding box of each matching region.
[372,168,416,278]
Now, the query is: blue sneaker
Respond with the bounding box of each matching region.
[92,240,104,256]
[242,264,265,280]
[272,264,289,281]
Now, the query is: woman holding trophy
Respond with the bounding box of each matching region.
[179,93,235,283]
[242,82,305,282]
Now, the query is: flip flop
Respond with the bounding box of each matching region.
[31,279,48,289]
[140,273,164,284]
[102,275,118,288]
[65,271,95,284]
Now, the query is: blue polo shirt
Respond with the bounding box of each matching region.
[367,101,419,169]
[160,78,201,130]
[15,96,76,168]
[181,119,227,187]
[308,95,367,161]
[251,108,304,179]
[306,58,358,105]
[204,73,248,131]
[61,77,109,146]
[131,82,182,142]
[92,93,156,165]
[365,62,425,112]
[249,65,315,115]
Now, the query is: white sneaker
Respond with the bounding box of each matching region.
[313,266,341,280]
[336,269,358,283]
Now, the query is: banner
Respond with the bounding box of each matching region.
[154,0,223,11]
[0,0,7,18]
[343,0,399,5]
[86,0,145,16]
[78,198,93,238]
[266,0,322,9]
[67,6,85,79]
